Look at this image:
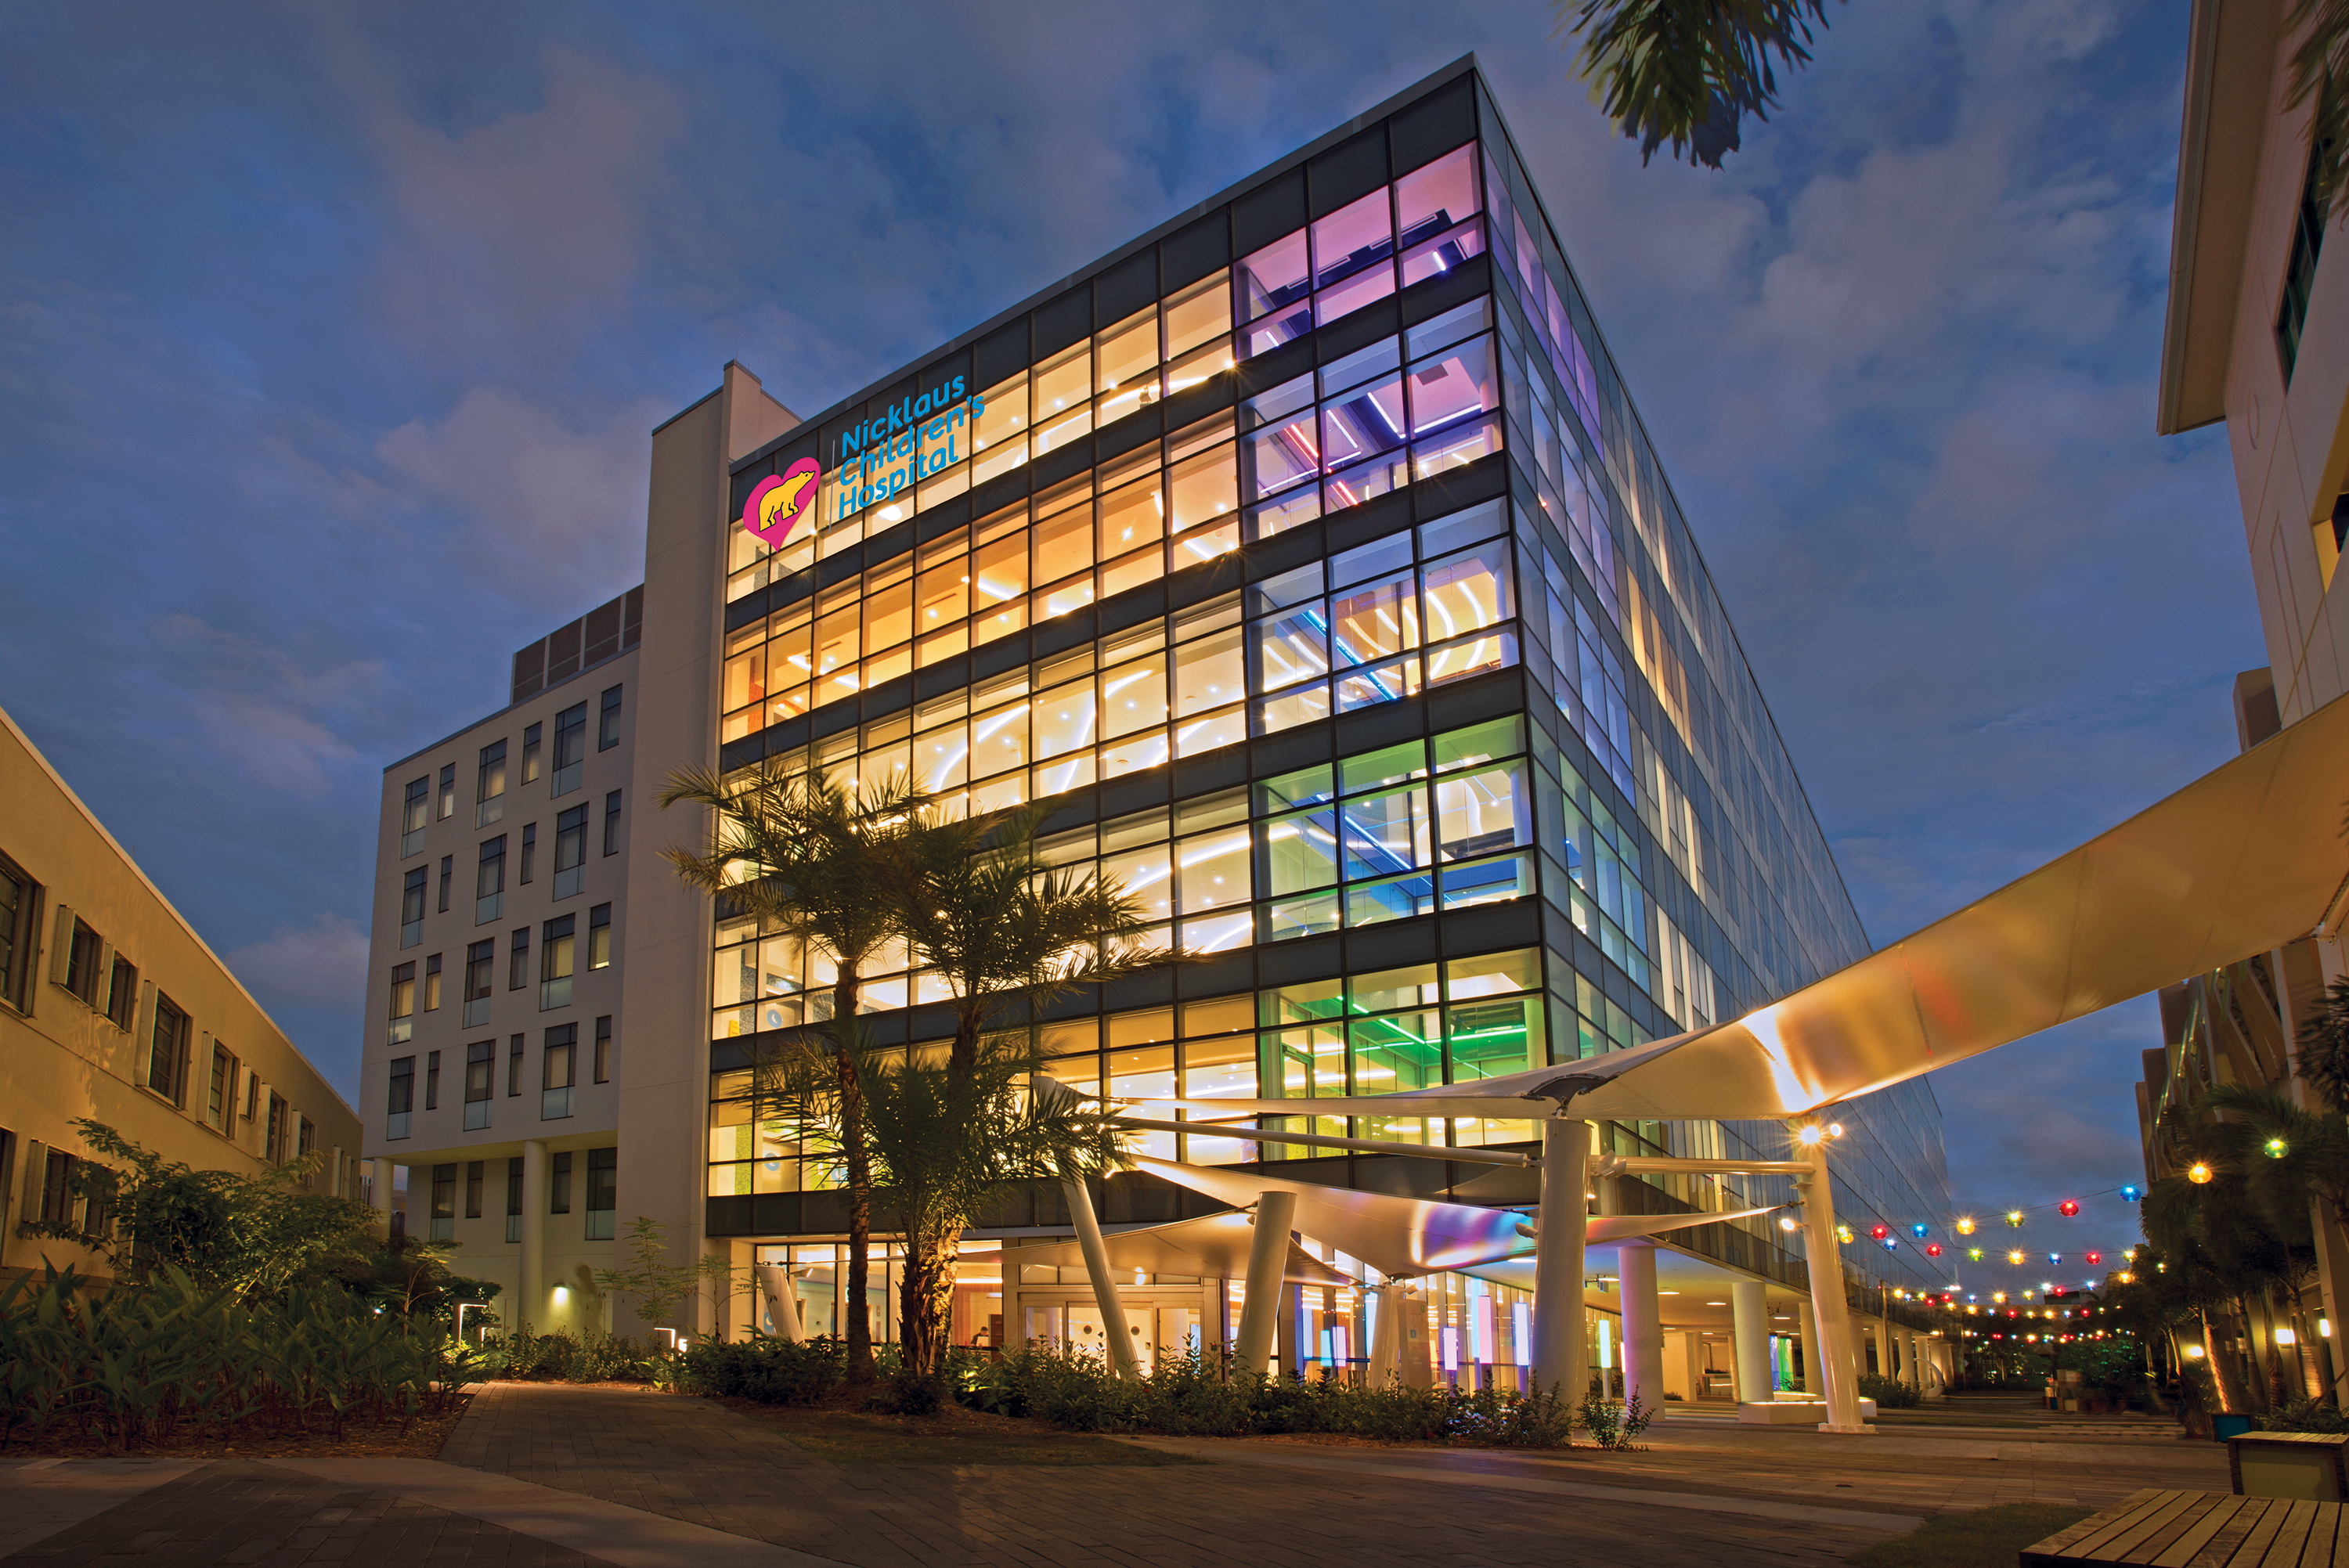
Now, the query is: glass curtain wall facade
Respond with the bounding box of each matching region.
[707,63,1951,1329]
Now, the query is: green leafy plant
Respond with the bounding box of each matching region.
[1857,1372,1921,1408]
[590,1217,738,1333]
[1552,0,1838,169]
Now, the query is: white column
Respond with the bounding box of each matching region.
[1531,1116,1591,1402]
[520,1139,547,1334]
[1401,1281,1434,1387]
[1618,1242,1665,1408]
[371,1156,396,1220]
[1367,1280,1404,1385]
[1233,1189,1297,1379]
[1062,1177,1138,1379]
[1730,1280,1771,1404]
[1795,1137,1871,1432]
[1799,1297,1822,1394]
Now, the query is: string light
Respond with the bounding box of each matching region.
[1911,1224,1931,1239]
[1925,1242,1943,1258]
[2085,1251,2102,1267]
[2006,1210,2026,1227]
[1956,1217,1977,1235]
[2059,1199,2080,1217]
[2188,1162,2214,1184]
[1968,1248,1983,1261]
[1837,1224,1855,1245]
[2121,1184,2142,1201]
[2265,1137,2289,1159]
[2008,1250,2026,1266]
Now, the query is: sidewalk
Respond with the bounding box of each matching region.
[0,1380,2232,1568]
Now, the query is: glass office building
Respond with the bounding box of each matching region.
[696,57,1952,1361]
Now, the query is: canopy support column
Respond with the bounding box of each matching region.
[1531,1116,1590,1404]
[1233,1190,1297,1379]
[1730,1280,1770,1404]
[1063,1176,1139,1379]
[1795,1137,1871,1433]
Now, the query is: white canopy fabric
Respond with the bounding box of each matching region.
[1135,1156,1783,1278]
[994,1211,1354,1286]
[1131,690,2349,1124]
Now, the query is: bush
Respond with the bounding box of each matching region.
[951,1343,1573,1447]
[484,1326,672,1384]
[872,1368,949,1415]
[677,1335,845,1405]
[1857,1372,1921,1408]
[2261,1397,2349,1433]
[0,1263,476,1454]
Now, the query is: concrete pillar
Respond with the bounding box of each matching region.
[1367,1280,1404,1385]
[1063,1177,1138,1379]
[1905,1328,1924,1389]
[1799,1297,1822,1393]
[1277,1281,1301,1379]
[1730,1280,1771,1403]
[371,1156,395,1219]
[520,1139,547,1334]
[1234,1190,1297,1379]
[1795,1138,1871,1432]
[1618,1243,1665,1408]
[1401,1281,1434,1386]
[1531,1117,1591,1402]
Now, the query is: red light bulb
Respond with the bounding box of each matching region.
[1869,1223,1889,1241]
[2059,1199,2080,1217]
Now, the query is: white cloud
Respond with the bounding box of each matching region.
[226,912,370,1015]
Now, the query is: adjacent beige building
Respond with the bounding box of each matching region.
[2142,0,2349,1389]
[0,703,363,1283]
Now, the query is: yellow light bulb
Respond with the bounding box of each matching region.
[2187,1162,2214,1185]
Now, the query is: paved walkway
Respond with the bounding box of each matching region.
[0,1382,2239,1568]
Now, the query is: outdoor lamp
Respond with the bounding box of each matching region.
[1797,1124,1824,1145]
[2277,1328,2298,1345]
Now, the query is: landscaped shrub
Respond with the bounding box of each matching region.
[1857,1372,1921,1408]
[951,1343,1573,1447]
[678,1334,846,1405]
[484,1325,671,1385]
[0,1263,477,1454]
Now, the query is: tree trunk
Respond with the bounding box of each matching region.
[833,972,875,1385]
[898,1227,957,1377]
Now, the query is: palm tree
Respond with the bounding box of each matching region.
[899,802,1189,1078]
[2292,978,2349,1112]
[885,800,1195,1367]
[659,764,939,1382]
[853,1030,1129,1375]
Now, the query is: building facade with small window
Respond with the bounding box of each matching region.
[365,60,1950,1384]
[0,702,363,1285]
[357,591,640,1332]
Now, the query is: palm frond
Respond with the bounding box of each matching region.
[1552,0,1838,170]
[2285,0,2349,209]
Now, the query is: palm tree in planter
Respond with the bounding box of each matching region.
[884,800,1197,1374]
[659,764,941,1383]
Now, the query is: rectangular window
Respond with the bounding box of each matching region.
[402,777,430,856]
[245,1069,259,1121]
[507,1033,524,1096]
[554,806,587,897]
[265,1092,289,1162]
[599,684,622,751]
[602,790,622,856]
[522,721,543,784]
[586,1147,616,1240]
[430,1162,456,1241]
[401,867,426,948]
[424,953,442,1011]
[506,1156,524,1242]
[552,703,586,795]
[438,762,456,820]
[147,994,188,1103]
[477,739,508,827]
[509,928,529,989]
[2280,141,2331,382]
[588,903,612,970]
[464,939,494,1027]
[207,1044,236,1131]
[438,854,453,913]
[520,823,537,884]
[594,1014,612,1083]
[424,1050,441,1111]
[0,851,33,1013]
[40,1148,74,1228]
[550,1149,572,1213]
[464,1040,494,1130]
[476,834,507,924]
[64,919,102,1004]
[542,1022,577,1119]
[465,1159,485,1219]
[388,961,417,1044]
[104,953,137,1029]
[539,914,576,1011]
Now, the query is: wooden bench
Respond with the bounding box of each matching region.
[2019,1487,2349,1566]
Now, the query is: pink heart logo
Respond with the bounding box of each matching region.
[742,457,822,547]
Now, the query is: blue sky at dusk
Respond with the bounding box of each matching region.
[0,1,2253,1274]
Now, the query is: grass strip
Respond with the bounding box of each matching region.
[1845,1503,2095,1567]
